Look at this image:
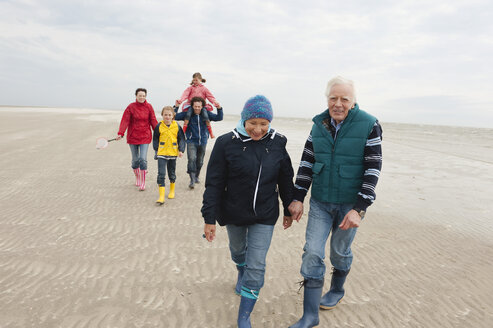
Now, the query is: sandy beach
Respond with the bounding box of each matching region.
[0,106,492,328]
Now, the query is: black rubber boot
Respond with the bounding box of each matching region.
[238,294,257,328]
[320,268,350,310]
[289,279,324,328]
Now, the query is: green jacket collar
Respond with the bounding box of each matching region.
[312,103,360,144]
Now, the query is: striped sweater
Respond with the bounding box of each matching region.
[293,120,383,211]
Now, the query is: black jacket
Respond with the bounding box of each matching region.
[202,129,294,226]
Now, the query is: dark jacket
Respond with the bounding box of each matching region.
[202,129,294,226]
[175,106,223,145]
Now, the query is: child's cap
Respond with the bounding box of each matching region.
[241,95,273,122]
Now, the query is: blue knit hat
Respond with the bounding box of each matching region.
[241,95,273,122]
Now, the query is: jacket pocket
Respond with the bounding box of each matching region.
[312,162,325,175]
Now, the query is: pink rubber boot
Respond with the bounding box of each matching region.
[133,168,140,186]
[139,170,147,191]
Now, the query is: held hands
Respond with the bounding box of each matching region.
[283,216,293,229]
[213,101,221,108]
[204,223,216,242]
[285,201,361,230]
[339,210,362,230]
[281,200,303,230]
[288,200,304,222]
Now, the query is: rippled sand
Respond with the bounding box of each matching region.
[0,107,492,327]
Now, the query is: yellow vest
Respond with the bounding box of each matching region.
[157,121,180,157]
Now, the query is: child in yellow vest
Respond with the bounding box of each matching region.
[153,106,186,204]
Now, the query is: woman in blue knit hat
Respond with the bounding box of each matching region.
[201,95,295,327]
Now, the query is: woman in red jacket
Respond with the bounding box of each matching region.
[116,88,158,190]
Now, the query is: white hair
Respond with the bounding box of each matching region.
[324,76,357,103]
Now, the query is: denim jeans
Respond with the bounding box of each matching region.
[186,143,206,176]
[184,107,210,122]
[129,143,149,170]
[157,158,176,186]
[226,223,275,292]
[300,198,358,280]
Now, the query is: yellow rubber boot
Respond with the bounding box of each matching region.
[168,183,176,199]
[156,186,165,204]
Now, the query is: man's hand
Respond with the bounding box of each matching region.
[116,135,122,141]
[175,99,181,107]
[204,223,216,242]
[283,216,293,229]
[339,210,362,230]
[288,200,303,222]
[178,152,183,158]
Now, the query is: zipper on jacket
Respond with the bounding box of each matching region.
[197,115,201,145]
[253,164,262,216]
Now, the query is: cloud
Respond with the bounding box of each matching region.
[0,0,492,127]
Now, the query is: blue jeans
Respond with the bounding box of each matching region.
[157,158,176,186]
[300,198,358,280]
[226,224,275,292]
[184,107,210,122]
[186,143,206,176]
[129,144,149,170]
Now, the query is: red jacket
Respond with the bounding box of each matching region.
[118,101,158,144]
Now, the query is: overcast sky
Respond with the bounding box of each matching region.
[1,0,492,127]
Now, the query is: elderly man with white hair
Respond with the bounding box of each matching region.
[288,76,383,328]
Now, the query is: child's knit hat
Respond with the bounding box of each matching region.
[241,95,273,122]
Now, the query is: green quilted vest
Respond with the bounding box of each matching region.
[310,104,376,204]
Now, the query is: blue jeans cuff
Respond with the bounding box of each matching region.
[240,287,259,300]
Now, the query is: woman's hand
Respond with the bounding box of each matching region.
[283,216,293,229]
[204,224,216,242]
[175,99,181,107]
[116,135,122,141]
